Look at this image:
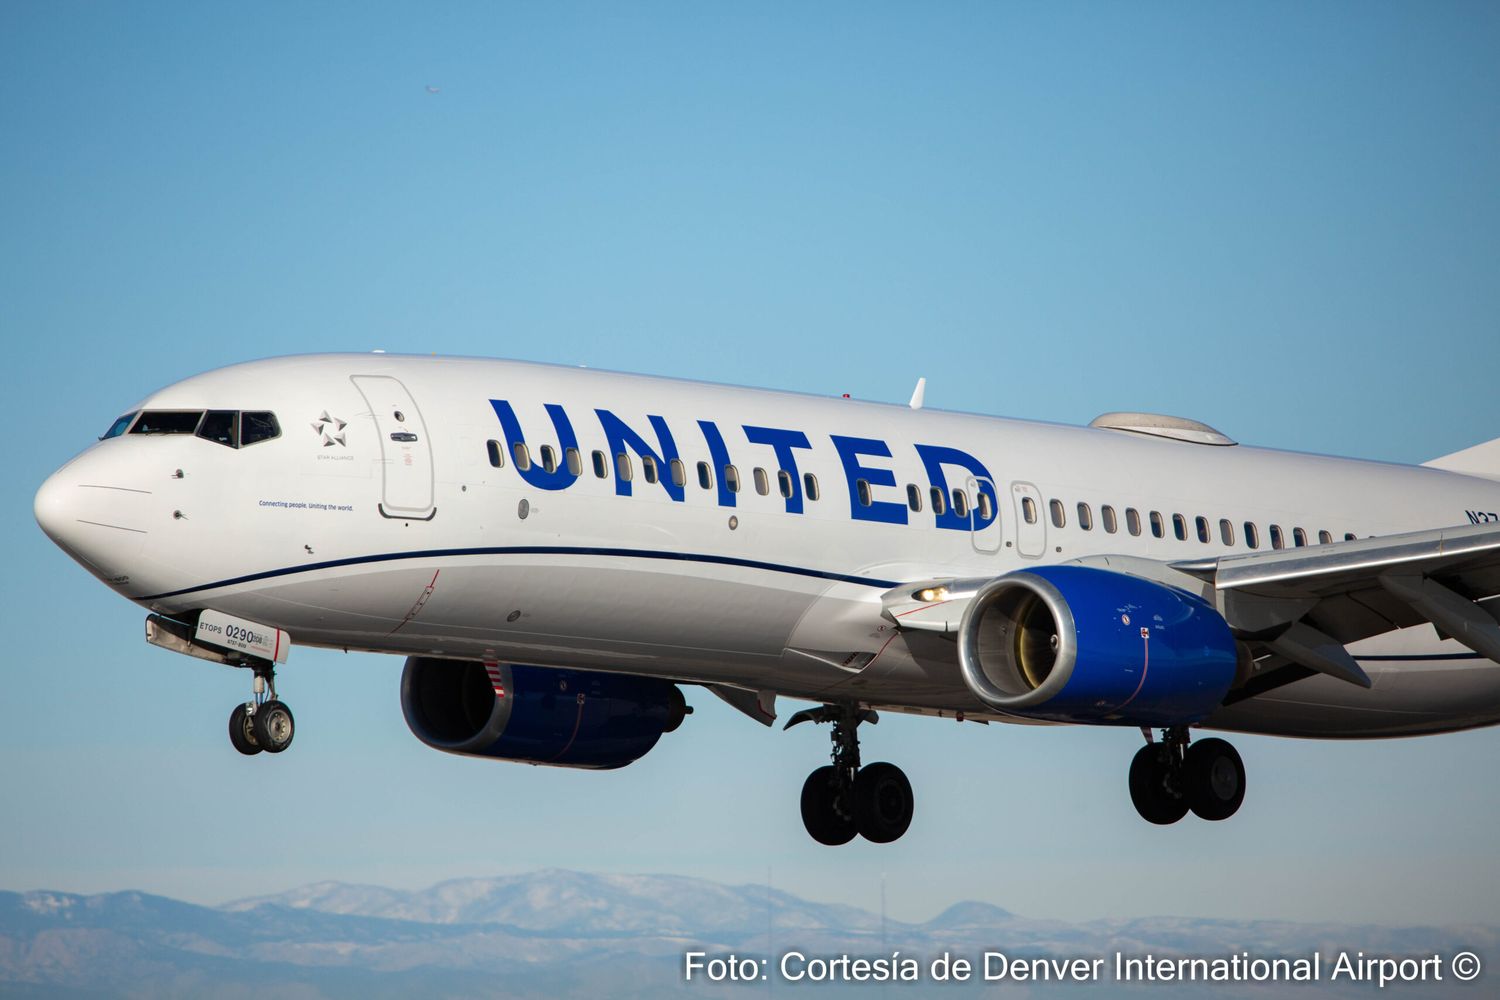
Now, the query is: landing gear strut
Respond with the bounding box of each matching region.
[1128,727,1244,824]
[227,662,294,756]
[788,705,914,845]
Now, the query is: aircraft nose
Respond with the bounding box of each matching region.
[34,465,78,545]
[34,454,152,587]
[33,467,88,551]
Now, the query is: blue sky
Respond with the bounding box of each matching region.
[3,1,1500,927]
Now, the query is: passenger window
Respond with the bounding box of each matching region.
[1077,502,1093,531]
[952,489,969,518]
[101,412,138,439]
[1220,518,1233,546]
[931,486,947,516]
[1244,522,1260,549]
[592,450,608,479]
[132,410,204,435]
[540,445,557,475]
[641,454,658,484]
[1318,530,1333,545]
[1102,505,1118,533]
[240,412,279,446]
[1344,532,1357,541]
[1172,514,1187,541]
[697,461,713,490]
[778,470,793,499]
[566,448,582,477]
[1150,511,1164,538]
[1293,527,1308,547]
[724,465,740,493]
[1270,524,1284,549]
[803,472,820,502]
[1050,499,1066,528]
[1196,516,1210,544]
[198,411,238,448]
[670,458,686,488]
[754,467,770,496]
[1021,495,1036,524]
[977,491,993,521]
[616,452,633,482]
[512,442,532,471]
[1126,508,1142,536]
[856,479,872,507]
[907,484,923,512]
[487,440,505,468]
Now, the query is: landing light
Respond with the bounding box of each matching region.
[914,587,950,603]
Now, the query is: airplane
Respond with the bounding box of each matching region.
[32,353,1500,845]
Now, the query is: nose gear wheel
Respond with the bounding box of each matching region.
[226,661,295,756]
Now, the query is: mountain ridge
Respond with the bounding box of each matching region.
[221,867,886,935]
[4,871,1496,999]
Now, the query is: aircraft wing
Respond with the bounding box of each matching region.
[1170,521,1500,668]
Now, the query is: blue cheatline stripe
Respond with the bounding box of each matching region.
[1354,653,1486,662]
[138,546,902,602]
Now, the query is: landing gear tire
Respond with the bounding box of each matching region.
[790,704,913,845]
[800,766,857,846]
[251,700,295,754]
[852,762,913,844]
[228,704,262,756]
[1185,738,1245,821]
[1129,744,1188,825]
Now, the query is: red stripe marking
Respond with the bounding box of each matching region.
[862,630,901,671]
[896,599,952,618]
[1113,633,1152,713]
[389,569,442,635]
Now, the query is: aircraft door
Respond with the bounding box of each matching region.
[1010,481,1046,558]
[967,475,1002,554]
[352,375,437,521]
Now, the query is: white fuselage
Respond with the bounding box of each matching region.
[34,354,1500,738]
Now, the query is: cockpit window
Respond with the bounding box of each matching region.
[101,412,138,439]
[119,409,279,448]
[131,410,204,435]
[197,410,238,448]
[240,411,280,446]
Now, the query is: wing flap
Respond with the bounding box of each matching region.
[1303,591,1415,644]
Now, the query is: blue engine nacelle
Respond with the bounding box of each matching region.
[400,658,689,769]
[956,565,1237,726]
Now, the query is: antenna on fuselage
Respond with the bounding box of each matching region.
[909,377,926,409]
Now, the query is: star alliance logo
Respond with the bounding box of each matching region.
[311,411,347,448]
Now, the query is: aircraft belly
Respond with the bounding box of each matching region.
[197,555,902,690]
[153,551,1500,729]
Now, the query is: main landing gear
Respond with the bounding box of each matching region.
[227,662,295,756]
[1128,727,1245,825]
[787,705,914,846]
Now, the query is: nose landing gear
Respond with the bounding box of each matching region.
[1128,727,1245,824]
[788,705,914,845]
[227,662,294,756]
